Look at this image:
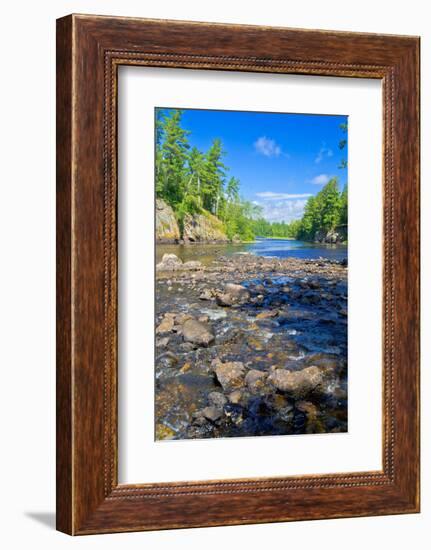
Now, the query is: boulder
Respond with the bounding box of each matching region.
[199,288,214,301]
[155,198,180,242]
[207,391,228,408]
[182,319,215,347]
[216,283,250,307]
[214,361,246,392]
[228,390,243,404]
[244,369,267,393]
[268,366,328,399]
[156,253,183,272]
[314,226,347,244]
[155,315,174,334]
[201,406,223,422]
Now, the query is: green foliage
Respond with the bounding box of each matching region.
[296,179,347,240]
[155,109,348,243]
[252,218,301,239]
[155,109,190,205]
[155,109,259,241]
[338,121,348,169]
[339,184,348,226]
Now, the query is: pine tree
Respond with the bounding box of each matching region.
[339,184,348,225]
[319,178,341,230]
[203,138,227,214]
[155,109,190,206]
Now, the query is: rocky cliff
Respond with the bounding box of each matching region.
[314,225,347,244]
[155,199,229,243]
[156,199,180,243]
[183,210,229,243]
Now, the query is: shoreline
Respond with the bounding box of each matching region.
[156,238,348,246]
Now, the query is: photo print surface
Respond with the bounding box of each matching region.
[154,107,348,441]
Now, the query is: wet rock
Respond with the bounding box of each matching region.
[268,366,327,399]
[156,351,179,369]
[296,400,319,420]
[182,319,215,347]
[179,342,194,352]
[214,361,245,392]
[183,260,203,270]
[246,336,265,351]
[199,288,214,301]
[228,390,243,404]
[198,315,209,323]
[179,362,192,373]
[192,415,209,427]
[172,324,183,335]
[216,283,250,307]
[254,283,266,294]
[155,423,176,440]
[215,292,235,307]
[208,391,228,408]
[277,405,294,423]
[156,315,175,334]
[271,393,290,410]
[176,313,193,325]
[156,336,170,348]
[210,357,223,370]
[201,406,223,422]
[156,253,183,272]
[244,369,267,393]
[256,310,279,320]
[223,403,244,424]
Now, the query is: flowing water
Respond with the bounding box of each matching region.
[156,238,347,265]
[155,242,348,441]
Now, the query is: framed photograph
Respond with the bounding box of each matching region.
[56,14,420,534]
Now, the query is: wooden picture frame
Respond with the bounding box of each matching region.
[56,14,420,535]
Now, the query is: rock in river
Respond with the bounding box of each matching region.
[156,253,183,272]
[156,314,175,334]
[208,391,228,408]
[216,283,250,307]
[268,366,328,399]
[183,260,203,270]
[182,319,215,347]
[201,406,223,422]
[244,369,267,393]
[215,361,246,392]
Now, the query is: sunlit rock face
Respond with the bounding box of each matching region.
[156,198,180,243]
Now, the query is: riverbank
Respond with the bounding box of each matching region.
[155,252,348,440]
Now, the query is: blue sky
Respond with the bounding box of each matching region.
[158,108,348,223]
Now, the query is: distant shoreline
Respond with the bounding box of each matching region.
[156,236,347,246]
[255,236,295,241]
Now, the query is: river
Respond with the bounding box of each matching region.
[155,242,348,440]
[156,238,347,265]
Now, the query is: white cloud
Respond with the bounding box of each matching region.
[256,199,308,223]
[255,191,313,200]
[315,145,333,163]
[309,174,331,185]
[254,136,282,157]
